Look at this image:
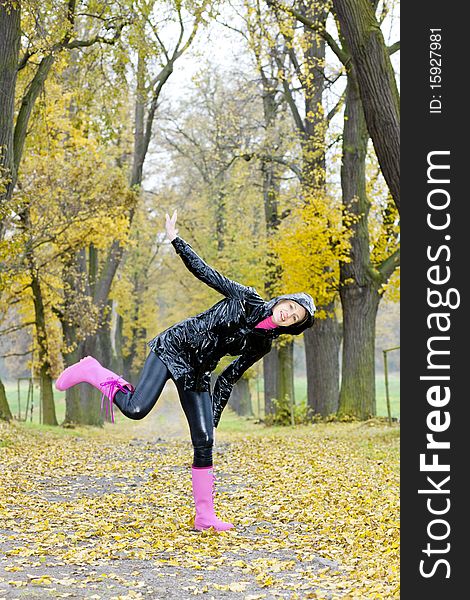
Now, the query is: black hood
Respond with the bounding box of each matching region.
[265,292,316,336]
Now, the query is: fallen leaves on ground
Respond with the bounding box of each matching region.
[0,419,399,598]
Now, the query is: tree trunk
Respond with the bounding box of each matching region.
[338,70,379,419]
[38,362,57,425]
[64,386,83,424]
[130,51,147,188]
[301,1,327,192]
[305,312,341,416]
[297,4,341,418]
[29,263,58,425]
[79,315,120,426]
[121,269,149,382]
[80,334,106,426]
[60,249,108,426]
[98,303,114,369]
[115,313,126,377]
[229,378,253,417]
[62,320,83,425]
[278,341,295,407]
[261,156,283,415]
[263,346,279,419]
[61,62,142,423]
[332,0,400,213]
[0,0,21,213]
[260,74,284,414]
[339,287,380,418]
[337,64,400,419]
[60,250,96,425]
[0,378,13,421]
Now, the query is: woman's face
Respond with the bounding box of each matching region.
[272,300,307,327]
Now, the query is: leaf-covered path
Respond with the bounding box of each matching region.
[0,400,399,599]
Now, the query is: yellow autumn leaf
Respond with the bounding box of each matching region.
[30,575,52,585]
[0,418,399,599]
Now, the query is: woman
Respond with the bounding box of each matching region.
[56,211,316,531]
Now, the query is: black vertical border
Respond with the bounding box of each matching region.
[401,2,466,597]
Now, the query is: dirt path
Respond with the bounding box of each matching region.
[1,391,399,599]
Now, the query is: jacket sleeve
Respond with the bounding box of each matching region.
[171,236,252,299]
[212,341,272,427]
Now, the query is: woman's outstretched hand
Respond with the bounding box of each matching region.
[165,210,178,242]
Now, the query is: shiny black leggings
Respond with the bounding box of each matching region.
[113,352,213,467]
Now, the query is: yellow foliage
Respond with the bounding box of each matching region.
[0,419,399,598]
[1,63,135,371]
[271,195,352,315]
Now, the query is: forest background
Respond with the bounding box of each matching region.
[0,1,400,597]
[0,0,400,428]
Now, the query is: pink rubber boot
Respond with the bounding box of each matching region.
[55,356,134,422]
[191,466,234,531]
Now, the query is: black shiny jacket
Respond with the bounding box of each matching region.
[148,237,316,427]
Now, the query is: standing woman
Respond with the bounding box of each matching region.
[56,211,316,531]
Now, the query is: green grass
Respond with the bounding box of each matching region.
[375,373,400,419]
[4,380,66,424]
[250,372,400,420]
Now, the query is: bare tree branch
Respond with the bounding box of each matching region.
[64,21,128,49]
[272,52,305,135]
[0,350,33,358]
[0,322,35,336]
[327,90,346,122]
[265,0,350,66]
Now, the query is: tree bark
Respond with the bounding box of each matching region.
[77,333,108,426]
[38,362,57,425]
[0,0,21,213]
[63,348,85,425]
[13,54,55,189]
[259,67,284,417]
[20,200,58,425]
[263,347,278,419]
[58,46,146,424]
[278,340,294,406]
[338,69,399,419]
[332,0,400,212]
[62,333,83,426]
[0,378,13,421]
[338,71,377,419]
[30,267,58,425]
[298,3,341,417]
[115,313,127,377]
[339,287,380,419]
[229,378,253,417]
[118,248,150,382]
[60,249,110,425]
[61,312,81,425]
[301,0,327,192]
[305,310,341,416]
[262,215,284,417]
[59,250,98,424]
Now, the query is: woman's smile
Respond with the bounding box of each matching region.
[273,300,307,327]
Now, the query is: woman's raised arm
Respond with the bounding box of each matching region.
[165,211,254,299]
